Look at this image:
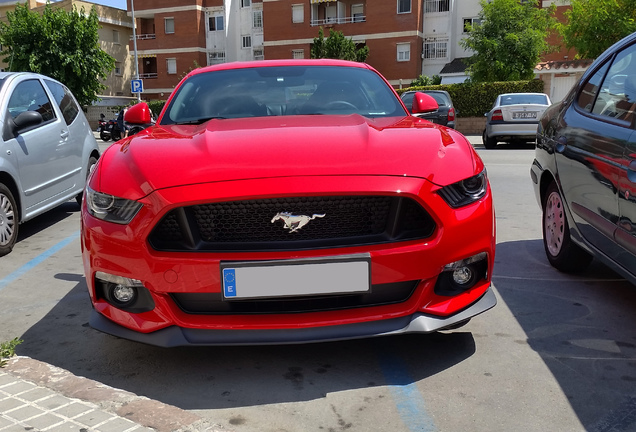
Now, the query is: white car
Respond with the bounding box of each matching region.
[483,92,551,149]
[0,72,100,256]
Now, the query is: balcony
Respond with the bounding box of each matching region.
[310,15,365,26]
[139,73,158,79]
[132,33,156,40]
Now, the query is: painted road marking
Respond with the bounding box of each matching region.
[0,232,80,291]
[379,352,437,432]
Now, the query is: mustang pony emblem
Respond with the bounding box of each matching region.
[271,212,326,233]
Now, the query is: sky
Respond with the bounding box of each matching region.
[90,0,127,10]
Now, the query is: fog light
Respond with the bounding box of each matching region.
[112,284,136,304]
[452,266,474,285]
[434,253,489,297]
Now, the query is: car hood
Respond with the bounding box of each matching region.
[95,115,480,200]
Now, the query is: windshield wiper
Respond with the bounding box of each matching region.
[175,116,226,125]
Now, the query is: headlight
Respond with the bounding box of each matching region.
[438,170,488,208]
[86,186,142,224]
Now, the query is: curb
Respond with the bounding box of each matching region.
[4,356,229,432]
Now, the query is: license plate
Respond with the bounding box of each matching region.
[220,254,371,300]
[513,111,537,119]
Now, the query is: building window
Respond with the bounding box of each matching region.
[167,58,177,74]
[423,37,449,59]
[397,0,411,14]
[165,17,175,34]
[424,0,450,13]
[325,5,337,23]
[397,43,410,62]
[112,30,120,44]
[114,62,122,75]
[253,48,264,60]
[463,17,482,32]
[209,15,224,31]
[352,4,365,22]
[209,51,226,64]
[292,49,304,59]
[292,4,304,23]
[253,10,263,28]
[242,0,251,7]
[242,35,252,49]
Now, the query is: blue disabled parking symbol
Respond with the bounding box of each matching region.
[131,79,143,93]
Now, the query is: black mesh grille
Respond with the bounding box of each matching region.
[149,195,436,252]
[170,280,419,314]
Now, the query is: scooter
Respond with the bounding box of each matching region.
[99,118,122,142]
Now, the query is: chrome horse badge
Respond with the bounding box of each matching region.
[271,212,326,233]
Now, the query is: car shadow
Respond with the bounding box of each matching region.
[16,201,80,243]
[493,238,636,431]
[16,275,477,410]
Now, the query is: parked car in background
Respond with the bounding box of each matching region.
[81,59,496,347]
[530,31,636,284]
[400,90,457,128]
[0,72,99,256]
[483,92,551,149]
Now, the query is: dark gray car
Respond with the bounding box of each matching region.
[400,90,457,129]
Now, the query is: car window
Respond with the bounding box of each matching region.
[577,61,611,113]
[162,65,404,124]
[426,93,449,107]
[8,79,56,122]
[44,80,80,125]
[499,94,549,106]
[588,43,636,125]
[401,92,414,109]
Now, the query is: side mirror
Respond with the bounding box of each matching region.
[124,102,152,125]
[3,111,44,140]
[411,92,438,114]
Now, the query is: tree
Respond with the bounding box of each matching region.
[558,0,636,59]
[311,27,369,62]
[411,74,442,86]
[0,3,115,106]
[460,0,555,82]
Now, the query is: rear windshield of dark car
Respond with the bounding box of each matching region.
[161,65,405,125]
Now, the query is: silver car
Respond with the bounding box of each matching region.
[483,92,551,149]
[0,72,99,256]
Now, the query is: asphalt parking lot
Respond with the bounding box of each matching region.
[1,136,636,432]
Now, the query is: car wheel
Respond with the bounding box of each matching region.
[76,156,98,206]
[542,181,592,272]
[0,183,18,257]
[482,130,497,149]
[100,130,110,142]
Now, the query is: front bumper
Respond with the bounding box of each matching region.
[89,286,497,347]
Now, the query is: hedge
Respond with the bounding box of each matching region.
[396,79,545,118]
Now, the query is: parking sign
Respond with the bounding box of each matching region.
[131,79,143,93]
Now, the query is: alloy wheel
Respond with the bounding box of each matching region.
[544,190,564,257]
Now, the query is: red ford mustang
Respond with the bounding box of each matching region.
[81,59,496,347]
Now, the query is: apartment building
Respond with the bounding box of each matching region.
[128,0,263,100]
[262,0,426,87]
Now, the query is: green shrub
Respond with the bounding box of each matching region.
[0,337,23,368]
[146,100,167,117]
[397,79,545,118]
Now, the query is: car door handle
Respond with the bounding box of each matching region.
[60,130,69,141]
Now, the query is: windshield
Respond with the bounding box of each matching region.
[499,94,549,106]
[161,65,405,125]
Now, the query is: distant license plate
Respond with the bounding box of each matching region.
[220,254,371,300]
[513,111,538,119]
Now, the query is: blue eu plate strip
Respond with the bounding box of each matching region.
[223,268,237,298]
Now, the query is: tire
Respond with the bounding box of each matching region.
[76,155,99,206]
[100,130,110,142]
[0,183,18,257]
[482,130,497,149]
[542,181,593,272]
[128,126,144,136]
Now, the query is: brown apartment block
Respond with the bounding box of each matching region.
[128,0,210,100]
[128,0,425,100]
[262,0,424,86]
